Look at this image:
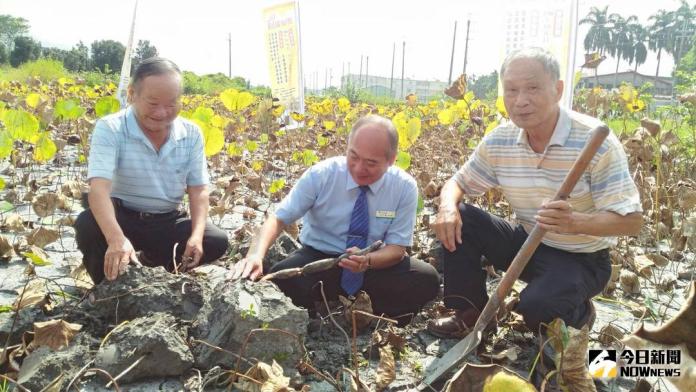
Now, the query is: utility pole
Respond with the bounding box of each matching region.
[448,21,457,85]
[462,20,471,76]
[359,55,363,87]
[365,56,369,89]
[400,41,406,99]
[390,42,395,98]
[324,68,328,93]
[228,33,232,78]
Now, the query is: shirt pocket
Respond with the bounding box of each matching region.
[372,217,394,238]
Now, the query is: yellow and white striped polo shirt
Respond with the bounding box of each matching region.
[453,107,642,253]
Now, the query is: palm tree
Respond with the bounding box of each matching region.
[669,0,696,65]
[648,9,674,87]
[626,24,649,85]
[580,6,613,55]
[608,13,638,88]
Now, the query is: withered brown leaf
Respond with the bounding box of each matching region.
[31,319,82,351]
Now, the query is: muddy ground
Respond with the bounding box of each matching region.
[1,147,693,392]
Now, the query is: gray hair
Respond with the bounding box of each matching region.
[349,115,399,159]
[500,47,560,82]
[131,57,181,90]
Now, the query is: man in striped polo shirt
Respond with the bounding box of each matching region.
[74,58,228,284]
[429,48,642,343]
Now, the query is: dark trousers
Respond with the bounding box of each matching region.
[74,199,229,284]
[269,246,440,325]
[444,203,611,331]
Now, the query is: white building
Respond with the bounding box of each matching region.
[341,74,448,100]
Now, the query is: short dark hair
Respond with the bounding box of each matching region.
[349,115,399,159]
[131,57,181,90]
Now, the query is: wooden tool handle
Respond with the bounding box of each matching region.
[479,125,610,327]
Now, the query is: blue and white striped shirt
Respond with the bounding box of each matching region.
[87,107,209,213]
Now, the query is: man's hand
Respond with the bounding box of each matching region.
[181,236,204,272]
[104,237,138,280]
[431,204,462,252]
[535,200,576,234]
[338,246,370,273]
[229,254,264,281]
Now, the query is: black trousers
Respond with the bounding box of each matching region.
[269,246,440,325]
[74,199,229,284]
[444,203,611,330]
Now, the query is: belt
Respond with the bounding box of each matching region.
[120,208,180,220]
[113,198,181,220]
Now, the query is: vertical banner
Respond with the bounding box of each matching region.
[498,0,578,109]
[262,1,304,114]
[116,0,139,108]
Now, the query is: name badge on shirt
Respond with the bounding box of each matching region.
[376,210,396,219]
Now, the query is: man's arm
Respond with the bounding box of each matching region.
[181,185,209,271]
[535,200,643,236]
[88,178,137,280]
[431,179,466,252]
[432,140,497,252]
[231,215,286,280]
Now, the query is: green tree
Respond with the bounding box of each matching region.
[0,15,29,51]
[91,39,125,73]
[608,13,638,87]
[41,46,68,62]
[648,9,674,86]
[674,33,696,92]
[626,23,649,85]
[182,71,249,95]
[131,39,158,74]
[0,42,8,64]
[468,71,498,100]
[10,35,41,67]
[64,41,90,72]
[580,6,613,55]
[668,0,696,65]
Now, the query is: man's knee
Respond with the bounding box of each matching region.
[516,295,554,331]
[204,226,229,261]
[74,209,101,246]
[517,286,580,331]
[457,203,489,230]
[415,261,441,302]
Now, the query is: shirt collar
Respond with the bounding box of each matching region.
[515,106,571,147]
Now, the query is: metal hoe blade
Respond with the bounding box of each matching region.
[417,330,482,390]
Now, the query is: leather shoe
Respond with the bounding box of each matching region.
[583,299,596,330]
[427,308,495,339]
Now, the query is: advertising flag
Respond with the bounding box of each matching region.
[262,1,304,114]
[116,0,139,108]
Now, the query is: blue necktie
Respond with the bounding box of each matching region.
[341,185,369,295]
